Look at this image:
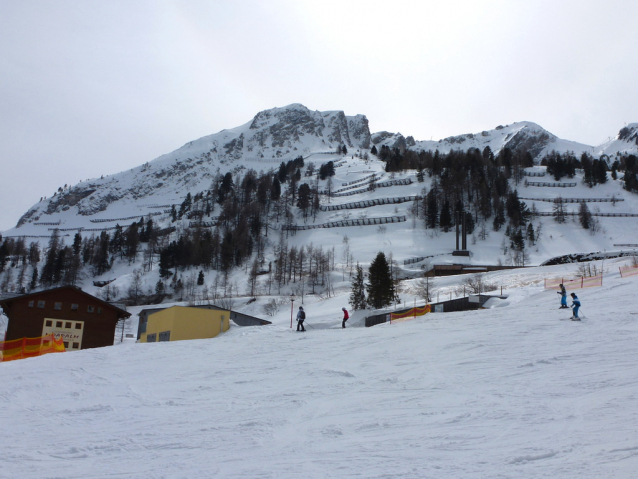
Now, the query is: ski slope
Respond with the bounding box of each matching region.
[2,258,638,479]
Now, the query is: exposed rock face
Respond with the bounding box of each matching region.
[618,125,638,146]
[348,115,371,149]
[248,104,370,153]
[45,188,96,215]
[503,126,555,158]
[371,131,407,151]
[371,131,395,144]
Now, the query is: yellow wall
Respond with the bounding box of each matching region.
[140,306,230,343]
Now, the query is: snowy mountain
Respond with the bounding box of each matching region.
[11,103,370,225]
[5,105,635,234]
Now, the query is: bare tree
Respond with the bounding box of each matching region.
[414,276,436,302]
[126,269,144,305]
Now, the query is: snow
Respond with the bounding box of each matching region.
[2,258,638,478]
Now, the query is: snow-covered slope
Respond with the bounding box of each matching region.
[2,258,638,479]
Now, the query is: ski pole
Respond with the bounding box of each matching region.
[304,320,314,329]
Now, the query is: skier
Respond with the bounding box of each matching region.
[296,306,306,332]
[557,284,568,309]
[570,293,581,321]
[341,307,349,328]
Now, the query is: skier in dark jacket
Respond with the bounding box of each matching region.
[296,306,306,331]
[557,284,568,309]
[342,307,349,328]
[570,293,581,321]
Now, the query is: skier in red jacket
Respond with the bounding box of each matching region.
[342,307,349,328]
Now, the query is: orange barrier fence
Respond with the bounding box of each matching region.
[619,265,638,278]
[0,334,66,362]
[391,304,431,323]
[544,275,603,290]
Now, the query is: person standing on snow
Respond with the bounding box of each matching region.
[557,284,568,309]
[296,306,306,332]
[341,307,349,328]
[570,293,581,321]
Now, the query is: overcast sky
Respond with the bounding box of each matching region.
[1,0,637,231]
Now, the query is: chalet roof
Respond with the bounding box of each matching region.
[0,285,131,319]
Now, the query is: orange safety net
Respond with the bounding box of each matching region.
[391,304,431,323]
[619,265,638,278]
[544,275,603,290]
[0,334,66,362]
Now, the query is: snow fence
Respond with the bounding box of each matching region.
[284,215,406,231]
[619,265,638,278]
[0,334,65,362]
[390,304,431,323]
[544,275,603,290]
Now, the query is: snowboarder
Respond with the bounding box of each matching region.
[570,293,581,321]
[557,284,568,309]
[342,307,349,328]
[296,306,306,332]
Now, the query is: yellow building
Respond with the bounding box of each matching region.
[140,306,230,343]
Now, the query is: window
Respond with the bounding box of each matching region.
[45,320,52,327]
[56,321,63,328]
[63,342,69,349]
[75,323,82,330]
[54,302,62,310]
[72,342,79,349]
[28,301,34,308]
[87,305,95,313]
[38,301,45,309]
[71,304,78,311]
[159,331,171,342]
[97,307,102,314]
[146,333,157,342]
[65,322,71,329]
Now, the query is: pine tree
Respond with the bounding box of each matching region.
[439,200,452,232]
[349,263,367,310]
[526,223,536,245]
[493,202,506,231]
[40,229,60,286]
[155,279,165,295]
[366,252,395,310]
[29,267,38,291]
[426,188,438,229]
[578,201,592,229]
[197,270,205,285]
[552,197,567,223]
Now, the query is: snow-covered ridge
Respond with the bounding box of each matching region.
[12,104,370,228]
[595,123,638,158]
[372,121,594,160]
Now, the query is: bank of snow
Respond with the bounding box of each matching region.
[2,259,638,479]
